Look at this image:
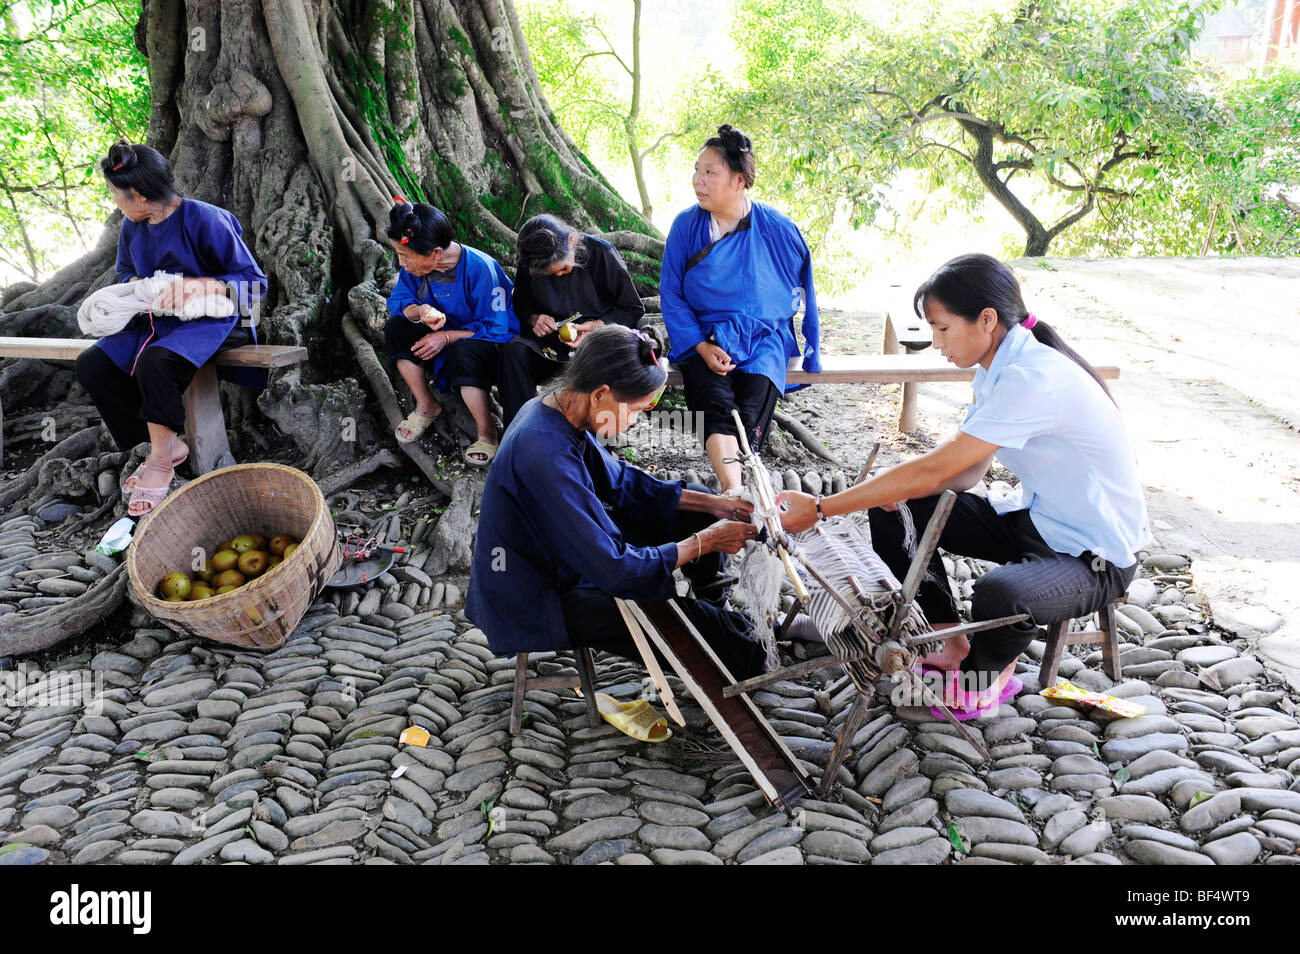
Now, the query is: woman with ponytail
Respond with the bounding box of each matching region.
[777,253,1151,719]
[466,325,768,680]
[384,198,518,465]
[76,139,267,516]
[659,124,821,492]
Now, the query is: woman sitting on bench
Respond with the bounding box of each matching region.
[778,253,1151,719]
[465,325,768,681]
[76,140,266,516]
[659,123,821,492]
[384,198,517,467]
[498,214,645,434]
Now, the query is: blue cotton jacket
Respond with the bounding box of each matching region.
[465,398,685,654]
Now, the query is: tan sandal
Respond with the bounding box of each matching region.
[123,442,188,494]
[395,408,439,444]
[127,461,176,518]
[463,439,497,467]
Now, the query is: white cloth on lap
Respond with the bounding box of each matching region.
[76,271,236,337]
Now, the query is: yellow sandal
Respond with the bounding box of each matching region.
[595,693,672,743]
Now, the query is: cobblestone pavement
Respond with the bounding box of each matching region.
[1,504,1298,865]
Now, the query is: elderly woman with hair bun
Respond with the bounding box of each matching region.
[75,139,267,517]
[383,198,518,466]
[498,214,646,434]
[660,123,822,493]
[466,324,768,681]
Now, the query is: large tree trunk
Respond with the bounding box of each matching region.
[1,0,662,483]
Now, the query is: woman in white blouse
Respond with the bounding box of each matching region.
[779,253,1150,719]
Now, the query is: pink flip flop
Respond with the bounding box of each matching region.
[931,675,1023,722]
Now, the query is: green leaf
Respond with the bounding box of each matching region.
[1188,791,1213,808]
[1114,766,1131,784]
[945,820,968,853]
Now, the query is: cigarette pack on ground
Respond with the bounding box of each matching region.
[1039,679,1146,718]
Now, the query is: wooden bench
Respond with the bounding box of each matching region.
[663,311,1120,432]
[0,336,307,474]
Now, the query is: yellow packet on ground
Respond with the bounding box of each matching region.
[399,725,431,747]
[1040,679,1146,718]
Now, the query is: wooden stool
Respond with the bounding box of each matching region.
[1039,597,1126,686]
[509,648,601,734]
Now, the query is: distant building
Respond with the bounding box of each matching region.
[1216,6,1260,66]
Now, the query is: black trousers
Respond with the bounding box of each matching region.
[868,493,1136,683]
[498,337,562,432]
[561,484,767,681]
[76,345,199,451]
[678,353,780,453]
[384,318,500,391]
[76,326,253,452]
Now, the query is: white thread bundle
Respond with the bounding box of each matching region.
[77,271,236,337]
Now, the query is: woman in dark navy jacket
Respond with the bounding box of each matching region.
[466,325,767,679]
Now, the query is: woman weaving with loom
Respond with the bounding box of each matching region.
[465,325,771,725]
[778,254,1150,720]
[659,124,821,492]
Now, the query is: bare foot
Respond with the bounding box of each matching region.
[918,622,970,671]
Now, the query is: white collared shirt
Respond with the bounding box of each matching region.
[960,324,1152,568]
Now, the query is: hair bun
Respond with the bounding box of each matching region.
[716,124,750,156]
[108,140,137,173]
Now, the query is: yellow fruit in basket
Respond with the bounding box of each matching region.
[189,582,214,601]
[213,569,246,589]
[269,534,293,556]
[267,555,283,570]
[159,572,191,600]
[212,549,239,572]
[238,550,269,577]
[249,533,268,550]
[196,558,216,583]
[230,534,258,554]
[216,539,235,552]
[216,584,239,595]
[283,543,299,560]
[165,595,186,603]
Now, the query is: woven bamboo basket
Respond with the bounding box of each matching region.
[126,463,341,650]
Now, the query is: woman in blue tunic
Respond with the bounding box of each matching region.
[660,124,821,492]
[778,254,1150,719]
[465,325,768,680]
[75,140,267,516]
[384,199,517,467]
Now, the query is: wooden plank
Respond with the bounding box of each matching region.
[212,344,309,368]
[0,337,307,368]
[664,353,1120,386]
[0,338,94,362]
[183,363,236,475]
[630,600,812,812]
[615,597,685,726]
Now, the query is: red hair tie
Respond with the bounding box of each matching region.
[393,195,407,204]
[113,163,123,171]
[399,236,410,245]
